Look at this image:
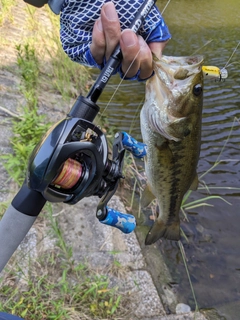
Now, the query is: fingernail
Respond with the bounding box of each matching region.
[121,30,137,47]
[96,18,103,32]
[103,2,118,21]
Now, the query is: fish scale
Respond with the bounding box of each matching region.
[140,55,204,245]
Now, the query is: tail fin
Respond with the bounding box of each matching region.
[145,220,180,245]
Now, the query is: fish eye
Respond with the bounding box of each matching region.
[193,84,202,96]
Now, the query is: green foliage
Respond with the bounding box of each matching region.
[0,257,123,319]
[178,241,199,312]
[42,10,91,101]
[46,204,73,263]
[45,39,90,101]
[0,0,16,25]
[16,44,39,90]
[0,201,9,219]
[16,44,39,109]
[1,106,50,185]
[1,43,51,185]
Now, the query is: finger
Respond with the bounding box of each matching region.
[101,2,121,61]
[120,29,140,78]
[149,40,169,59]
[91,18,105,65]
[138,36,153,80]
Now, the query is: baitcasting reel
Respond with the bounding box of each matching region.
[27,96,146,233]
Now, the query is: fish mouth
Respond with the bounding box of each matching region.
[143,55,204,141]
[153,54,204,88]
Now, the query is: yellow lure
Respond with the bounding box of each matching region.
[202,66,228,81]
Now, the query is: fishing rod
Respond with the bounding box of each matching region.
[0,0,153,273]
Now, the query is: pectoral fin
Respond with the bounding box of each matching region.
[167,117,191,141]
[141,184,155,208]
[189,174,199,191]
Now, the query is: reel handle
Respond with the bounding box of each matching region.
[122,131,147,159]
[97,207,136,234]
[95,131,146,235]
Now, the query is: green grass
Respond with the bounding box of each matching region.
[0,0,16,26]
[0,255,123,319]
[37,5,91,101]
[16,44,39,108]
[0,43,51,185]
[0,201,9,219]
[44,34,91,101]
[0,103,51,185]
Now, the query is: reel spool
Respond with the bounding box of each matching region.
[52,158,83,190]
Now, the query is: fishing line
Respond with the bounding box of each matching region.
[190,39,213,56]
[223,40,240,69]
[100,46,146,117]
[215,40,240,81]
[199,116,240,182]
[52,158,83,189]
[203,41,240,81]
[161,0,172,15]
[100,0,172,118]
[178,240,199,312]
[128,97,145,134]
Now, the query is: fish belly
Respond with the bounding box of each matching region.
[140,108,199,244]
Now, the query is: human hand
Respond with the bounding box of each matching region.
[90,2,168,80]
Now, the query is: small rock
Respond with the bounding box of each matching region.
[176,303,191,314]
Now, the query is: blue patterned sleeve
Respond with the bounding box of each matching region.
[59,0,171,74]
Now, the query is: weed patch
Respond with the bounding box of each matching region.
[0,256,124,320]
[16,44,39,108]
[0,0,16,26]
[1,105,51,185]
[1,43,51,185]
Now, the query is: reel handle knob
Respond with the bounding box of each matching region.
[122,131,147,159]
[97,207,136,234]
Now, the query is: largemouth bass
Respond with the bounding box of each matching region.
[140,55,204,245]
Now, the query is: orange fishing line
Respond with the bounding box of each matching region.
[53,158,82,189]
